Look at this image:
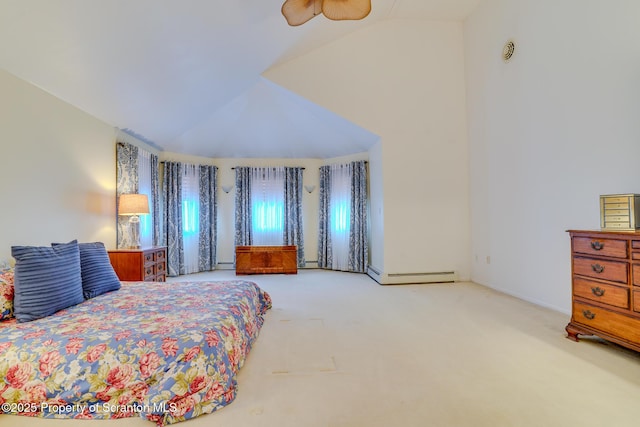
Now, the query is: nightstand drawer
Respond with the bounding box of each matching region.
[572,236,628,259]
[156,261,166,275]
[144,252,155,265]
[572,256,628,284]
[573,277,629,309]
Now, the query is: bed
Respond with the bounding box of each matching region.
[0,278,272,425]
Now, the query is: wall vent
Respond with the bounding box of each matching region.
[502,39,515,62]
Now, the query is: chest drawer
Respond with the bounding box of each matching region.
[573,277,629,309]
[572,236,628,259]
[572,257,628,284]
[573,301,640,344]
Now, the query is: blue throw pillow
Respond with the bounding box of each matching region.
[12,240,85,322]
[77,242,121,299]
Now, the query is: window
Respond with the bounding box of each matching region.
[251,167,285,246]
[329,164,352,270]
[182,164,200,273]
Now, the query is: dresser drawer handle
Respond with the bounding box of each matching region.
[582,310,596,320]
[591,263,605,274]
[590,241,605,251]
[590,287,605,297]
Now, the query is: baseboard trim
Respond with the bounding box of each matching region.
[368,266,456,285]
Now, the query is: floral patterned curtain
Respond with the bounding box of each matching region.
[284,167,305,267]
[234,167,252,247]
[116,142,138,249]
[151,154,160,246]
[162,161,218,276]
[199,165,218,271]
[116,142,160,249]
[348,160,368,273]
[162,161,184,276]
[317,161,368,273]
[317,165,332,269]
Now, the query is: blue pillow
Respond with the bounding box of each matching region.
[77,242,121,299]
[11,240,85,322]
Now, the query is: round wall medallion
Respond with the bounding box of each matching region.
[502,39,515,62]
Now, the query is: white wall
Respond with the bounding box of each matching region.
[0,69,119,261]
[265,19,471,281]
[465,0,640,312]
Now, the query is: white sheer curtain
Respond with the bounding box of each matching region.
[138,149,153,248]
[330,164,351,271]
[251,167,285,246]
[182,164,200,273]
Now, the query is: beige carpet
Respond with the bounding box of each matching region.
[4,270,640,427]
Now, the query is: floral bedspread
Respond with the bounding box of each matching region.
[0,280,271,425]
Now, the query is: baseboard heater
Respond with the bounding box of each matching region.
[216,262,235,271]
[367,266,456,285]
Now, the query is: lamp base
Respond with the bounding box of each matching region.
[129,215,141,249]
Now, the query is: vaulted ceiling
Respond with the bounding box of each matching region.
[0,0,481,158]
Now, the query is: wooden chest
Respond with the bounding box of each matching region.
[235,245,297,275]
[566,230,640,352]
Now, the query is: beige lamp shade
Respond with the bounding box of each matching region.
[118,194,149,216]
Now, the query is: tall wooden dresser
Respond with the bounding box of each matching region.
[566,230,640,352]
[107,246,167,282]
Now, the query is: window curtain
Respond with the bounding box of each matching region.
[284,167,305,267]
[163,161,218,276]
[199,165,217,271]
[116,142,138,249]
[318,165,332,269]
[318,161,368,273]
[235,166,306,267]
[116,142,160,249]
[162,161,184,276]
[151,154,160,246]
[348,160,368,273]
[234,167,252,246]
[251,167,285,246]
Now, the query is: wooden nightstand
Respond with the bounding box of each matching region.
[108,247,167,282]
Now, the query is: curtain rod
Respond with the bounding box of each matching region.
[231,167,305,170]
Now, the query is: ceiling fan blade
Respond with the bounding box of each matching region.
[322,0,371,21]
[282,0,322,26]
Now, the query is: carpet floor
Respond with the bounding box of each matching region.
[4,269,640,426]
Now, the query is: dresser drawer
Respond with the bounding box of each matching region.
[572,256,628,284]
[573,277,629,309]
[572,236,628,259]
[573,301,640,343]
[634,290,640,313]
